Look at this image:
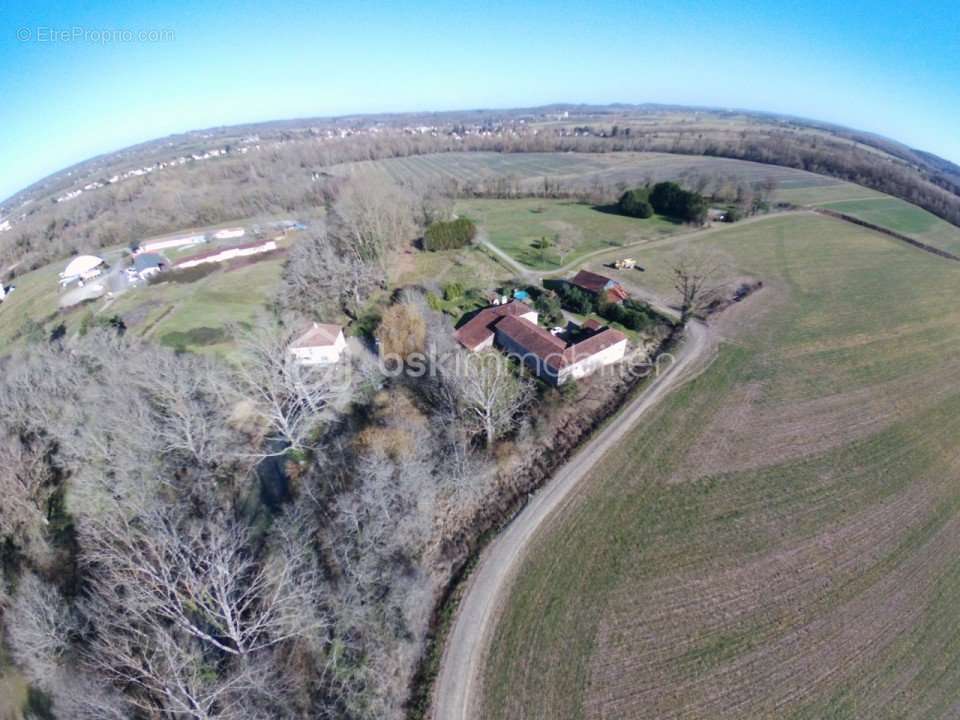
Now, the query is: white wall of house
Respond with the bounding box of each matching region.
[558,338,627,384]
[472,334,495,352]
[289,332,347,365]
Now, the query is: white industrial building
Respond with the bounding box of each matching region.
[59,255,105,288]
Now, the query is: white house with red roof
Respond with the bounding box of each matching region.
[453,300,539,352]
[289,323,347,366]
[494,314,627,385]
[454,299,627,385]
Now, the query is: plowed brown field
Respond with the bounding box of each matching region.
[481,213,960,719]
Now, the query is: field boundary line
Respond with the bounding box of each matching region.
[812,207,960,261]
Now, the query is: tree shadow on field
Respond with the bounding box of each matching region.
[592,204,684,225]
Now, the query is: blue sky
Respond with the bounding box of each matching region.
[1,0,958,201]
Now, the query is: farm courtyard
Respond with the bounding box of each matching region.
[482,211,960,719]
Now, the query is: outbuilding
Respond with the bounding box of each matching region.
[59,255,105,287]
[133,252,168,280]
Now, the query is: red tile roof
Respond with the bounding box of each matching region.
[494,315,567,367]
[560,328,627,367]
[569,269,629,303]
[496,315,626,372]
[570,269,613,294]
[605,284,630,303]
[454,301,534,351]
[290,323,343,348]
[582,318,603,332]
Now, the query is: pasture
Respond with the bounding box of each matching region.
[482,212,960,719]
[815,196,960,255]
[456,198,687,269]
[0,249,285,359]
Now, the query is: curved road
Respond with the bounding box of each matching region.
[431,317,714,720]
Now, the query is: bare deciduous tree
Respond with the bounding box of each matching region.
[454,351,533,446]
[672,251,724,323]
[0,433,53,552]
[280,223,383,319]
[233,320,347,455]
[330,175,416,266]
[5,572,75,691]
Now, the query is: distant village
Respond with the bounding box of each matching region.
[0,109,586,232]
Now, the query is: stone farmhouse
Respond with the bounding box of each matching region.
[455,300,627,385]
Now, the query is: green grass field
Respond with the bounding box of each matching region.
[482,212,960,719]
[815,196,960,255]
[0,253,285,359]
[456,198,687,269]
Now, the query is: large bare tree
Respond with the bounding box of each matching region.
[672,251,724,324]
[454,351,533,446]
[233,320,347,456]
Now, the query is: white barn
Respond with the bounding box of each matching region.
[59,255,105,287]
[289,323,347,366]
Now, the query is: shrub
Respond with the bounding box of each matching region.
[442,282,464,301]
[423,218,477,251]
[599,297,658,331]
[160,326,229,348]
[376,303,427,360]
[534,290,564,327]
[617,188,654,218]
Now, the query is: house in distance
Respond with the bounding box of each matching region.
[289,323,347,366]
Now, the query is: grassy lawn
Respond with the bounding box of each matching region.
[774,182,887,206]
[0,671,26,720]
[815,196,960,255]
[0,260,65,350]
[457,198,687,270]
[0,252,285,359]
[482,212,960,719]
[392,244,513,289]
[114,256,285,358]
